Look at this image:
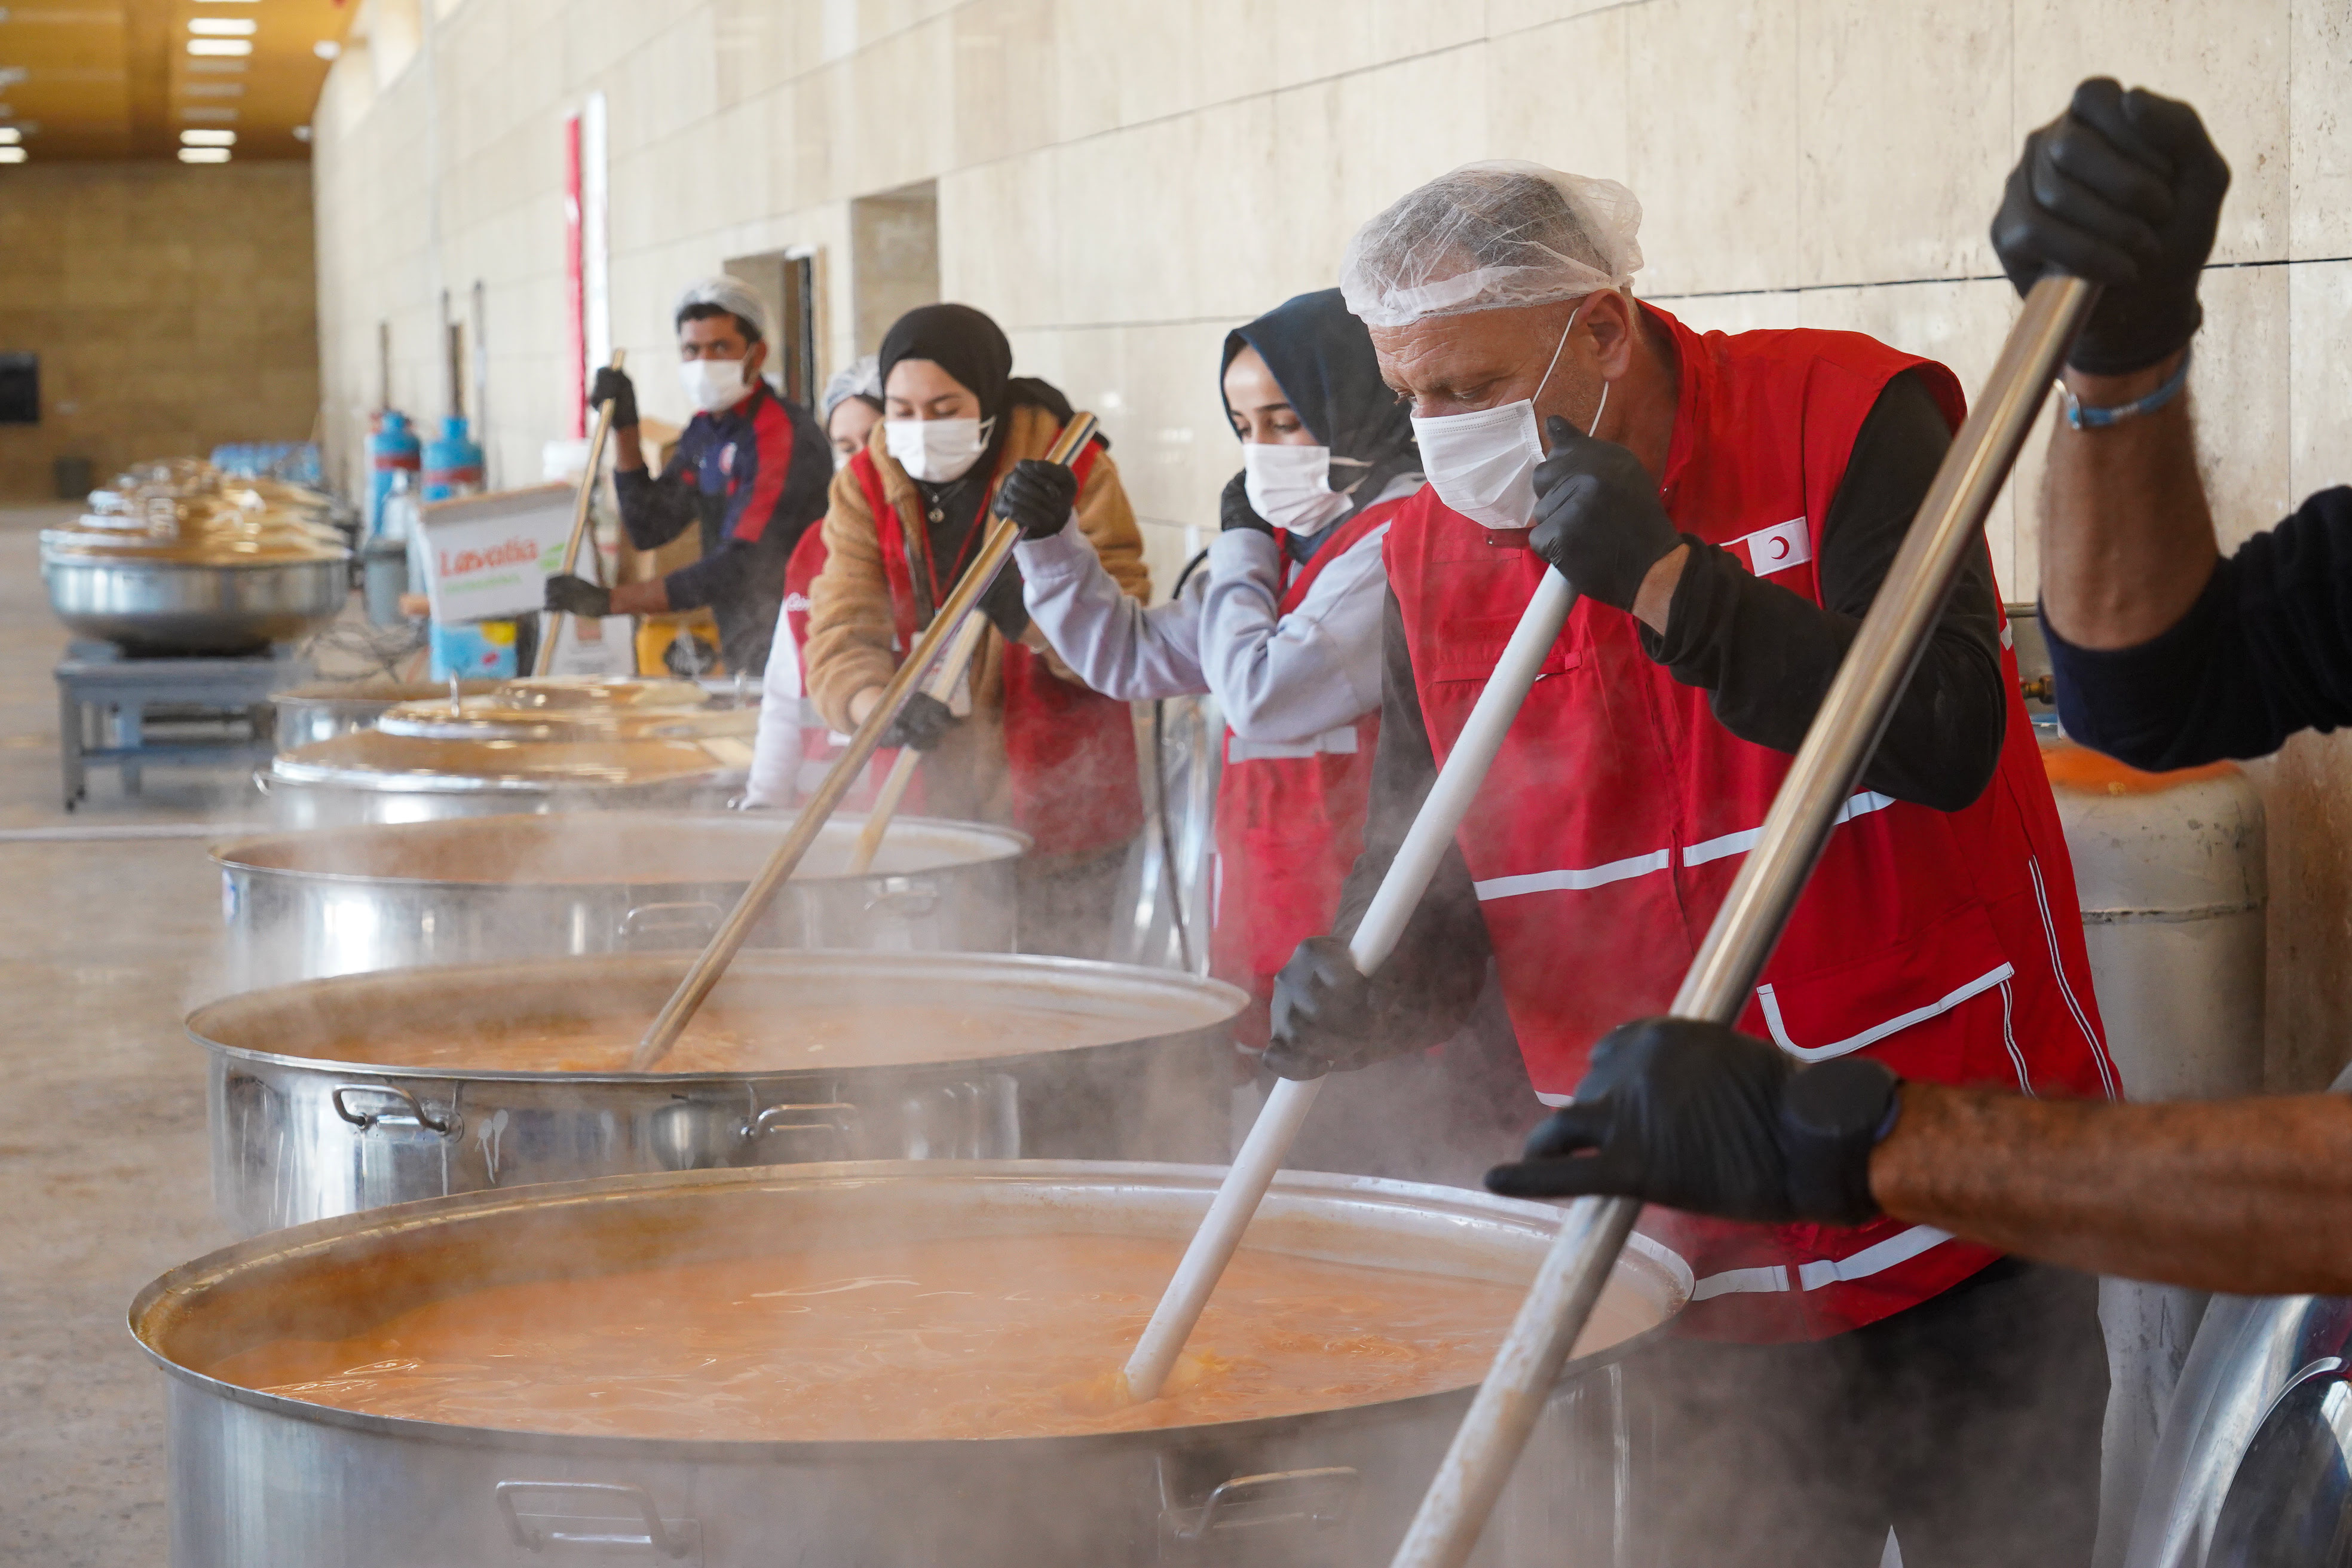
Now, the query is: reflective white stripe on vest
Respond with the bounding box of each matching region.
[1474,848,1673,902]
[1682,790,1897,869]
[1755,960,2014,1063]
[1689,1224,1955,1301]
[1227,724,1361,764]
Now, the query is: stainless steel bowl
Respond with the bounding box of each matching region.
[211,811,1027,987]
[270,681,503,749]
[196,950,1245,1233]
[257,730,748,829]
[132,1160,1692,1568]
[41,550,350,655]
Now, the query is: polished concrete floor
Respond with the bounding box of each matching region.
[0,501,261,1565]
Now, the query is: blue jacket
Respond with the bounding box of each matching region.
[613,379,829,670]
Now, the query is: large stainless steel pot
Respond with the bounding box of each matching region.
[258,730,746,829]
[133,1160,1692,1568]
[270,681,503,748]
[197,950,1244,1234]
[40,549,351,655]
[212,811,1026,987]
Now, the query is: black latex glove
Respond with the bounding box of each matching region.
[1528,418,1682,611]
[1485,1018,1899,1226]
[543,574,612,618]
[977,559,1030,642]
[994,458,1080,542]
[877,691,958,752]
[588,366,639,428]
[1263,935,1419,1081]
[1991,78,2230,376]
[1220,470,1273,536]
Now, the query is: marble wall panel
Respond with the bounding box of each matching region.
[2010,0,2290,264]
[2289,259,2352,502]
[1486,6,1631,187]
[1624,0,1800,298]
[1266,0,1485,94]
[951,0,1059,171]
[1487,0,1637,39]
[1796,0,2010,286]
[2289,0,2352,257]
[2188,263,2294,552]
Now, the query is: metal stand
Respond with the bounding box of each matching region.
[54,641,308,809]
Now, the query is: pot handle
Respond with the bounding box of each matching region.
[494,1480,697,1561]
[1166,1466,1361,1545]
[862,878,942,921]
[250,766,273,798]
[617,901,726,950]
[332,1083,454,1135]
[745,1101,859,1140]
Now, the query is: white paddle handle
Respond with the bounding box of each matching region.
[846,608,990,875]
[1119,567,1580,1402]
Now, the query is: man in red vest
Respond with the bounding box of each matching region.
[1267,161,2120,1565]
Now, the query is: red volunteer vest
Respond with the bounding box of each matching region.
[850,440,1144,856]
[779,527,887,808]
[1384,304,2118,1342]
[1210,501,1399,1044]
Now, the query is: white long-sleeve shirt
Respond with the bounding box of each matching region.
[1015,479,1413,746]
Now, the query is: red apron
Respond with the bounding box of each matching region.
[850,441,1144,856]
[777,527,887,807]
[1383,304,2118,1342]
[1210,501,1399,1045]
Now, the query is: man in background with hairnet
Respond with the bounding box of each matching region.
[546,276,831,674]
[1267,161,2116,1563]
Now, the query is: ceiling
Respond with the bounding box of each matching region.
[0,0,356,161]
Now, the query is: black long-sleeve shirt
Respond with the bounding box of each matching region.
[1333,370,2006,1046]
[2046,487,2352,769]
[612,381,830,672]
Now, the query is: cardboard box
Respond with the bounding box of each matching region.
[417,483,578,623]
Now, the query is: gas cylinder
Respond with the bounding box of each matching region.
[2014,609,2270,1568]
[368,411,422,536]
[422,415,485,501]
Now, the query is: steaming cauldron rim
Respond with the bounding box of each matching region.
[184,948,1250,1085]
[127,1158,1693,1461]
[207,811,1031,891]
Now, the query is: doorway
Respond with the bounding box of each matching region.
[722,250,821,411]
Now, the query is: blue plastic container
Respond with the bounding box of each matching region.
[421,415,484,501]
[367,412,422,537]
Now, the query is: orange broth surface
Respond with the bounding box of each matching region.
[206,1234,1652,1441]
[315,1002,1140,1074]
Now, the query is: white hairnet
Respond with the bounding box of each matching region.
[674,275,773,343]
[820,355,881,422]
[1340,161,1643,328]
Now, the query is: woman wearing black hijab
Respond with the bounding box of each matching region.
[1009,287,1423,1043]
[802,303,1150,957]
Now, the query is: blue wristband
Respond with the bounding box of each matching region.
[2056,344,2192,431]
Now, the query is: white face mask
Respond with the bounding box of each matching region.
[679,356,754,414]
[1408,298,1609,530]
[1242,442,1353,536]
[885,416,994,484]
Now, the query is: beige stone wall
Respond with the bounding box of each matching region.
[0,161,320,500]
[311,0,2352,1085]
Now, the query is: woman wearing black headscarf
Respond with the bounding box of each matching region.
[802,303,1149,957]
[1009,287,1423,1043]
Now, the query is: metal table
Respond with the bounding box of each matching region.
[54,641,307,808]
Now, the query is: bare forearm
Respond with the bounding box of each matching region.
[2038,351,2218,649]
[1872,1083,2352,1294]
[614,424,645,473]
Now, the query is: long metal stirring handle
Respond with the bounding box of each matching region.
[1121,568,1582,1402]
[534,349,627,677]
[845,608,991,875]
[632,413,1100,1069]
[1387,274,2099,1568]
